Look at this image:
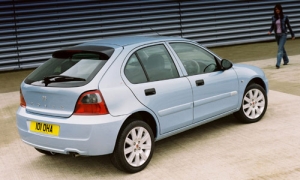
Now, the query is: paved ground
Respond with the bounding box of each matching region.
[1,40,300,179]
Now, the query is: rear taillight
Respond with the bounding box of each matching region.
[74,90,109,115]
[20,89,26,107]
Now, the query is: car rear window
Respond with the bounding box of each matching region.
[25,47,114,87]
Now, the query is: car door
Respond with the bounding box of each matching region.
[122,43,194,134]
[168,42,239,123]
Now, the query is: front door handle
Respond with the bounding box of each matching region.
[196,79,204,86]
[145,88,156,96]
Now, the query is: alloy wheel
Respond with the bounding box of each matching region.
[124,126,152,167]
[242,89,266,119]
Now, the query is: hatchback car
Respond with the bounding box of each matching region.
[17,36,268,173]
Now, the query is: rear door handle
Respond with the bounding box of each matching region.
[196,79,204,86]
[145,88,156,96]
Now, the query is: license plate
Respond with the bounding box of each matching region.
[30,121,60,136]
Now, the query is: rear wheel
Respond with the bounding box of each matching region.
[234,83,267,123]
[111,120,154,173]
[35,148,56,156]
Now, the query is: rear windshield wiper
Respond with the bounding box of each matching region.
[43,75,86,86]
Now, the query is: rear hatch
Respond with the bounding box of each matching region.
[22,46,115,117]
[22,85,83,117]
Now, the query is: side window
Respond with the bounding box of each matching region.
[139,44,179,82]
[124,54,147,84]
[170,43,218,75]
[124,44,179,83]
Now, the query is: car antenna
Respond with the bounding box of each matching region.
[149,27,161,36]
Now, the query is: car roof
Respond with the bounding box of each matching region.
[80,35,187,47]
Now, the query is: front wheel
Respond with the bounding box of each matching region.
[111,120,154,173]
[234,83,268,123]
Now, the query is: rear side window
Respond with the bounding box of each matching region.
[25,47,114,87]
[124,44,179,84]
[124,54,148,84]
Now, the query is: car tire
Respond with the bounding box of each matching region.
[234,83,268,123]
[35,148,56,156]
[111,120,154,173]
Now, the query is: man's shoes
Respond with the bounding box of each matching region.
[283,63,288,65]
[276,65,280,69]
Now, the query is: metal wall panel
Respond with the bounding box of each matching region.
[1,0,299,71]
[0,0,19,71]
[180,0,300,47]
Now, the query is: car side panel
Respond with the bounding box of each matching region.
[119,44,194,134]
[123,78,194,134]
[187,69,239,123]
[165,41,239,123]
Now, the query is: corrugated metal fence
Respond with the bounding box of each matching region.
[1,0,299,71]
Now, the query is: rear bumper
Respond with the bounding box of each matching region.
[16,107,127,156]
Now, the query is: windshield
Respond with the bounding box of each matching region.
[25,49,113,87]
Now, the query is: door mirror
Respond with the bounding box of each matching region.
[221,59,233,70]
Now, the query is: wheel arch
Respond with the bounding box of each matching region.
[110,111,157,172]
[237,77,268,111]
[116,111,158,141]
[235,80,268,123]
[247,77,267,91]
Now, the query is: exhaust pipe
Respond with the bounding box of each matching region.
[69,152,80,158]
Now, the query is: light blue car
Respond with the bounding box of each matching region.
[16,36,268,173]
